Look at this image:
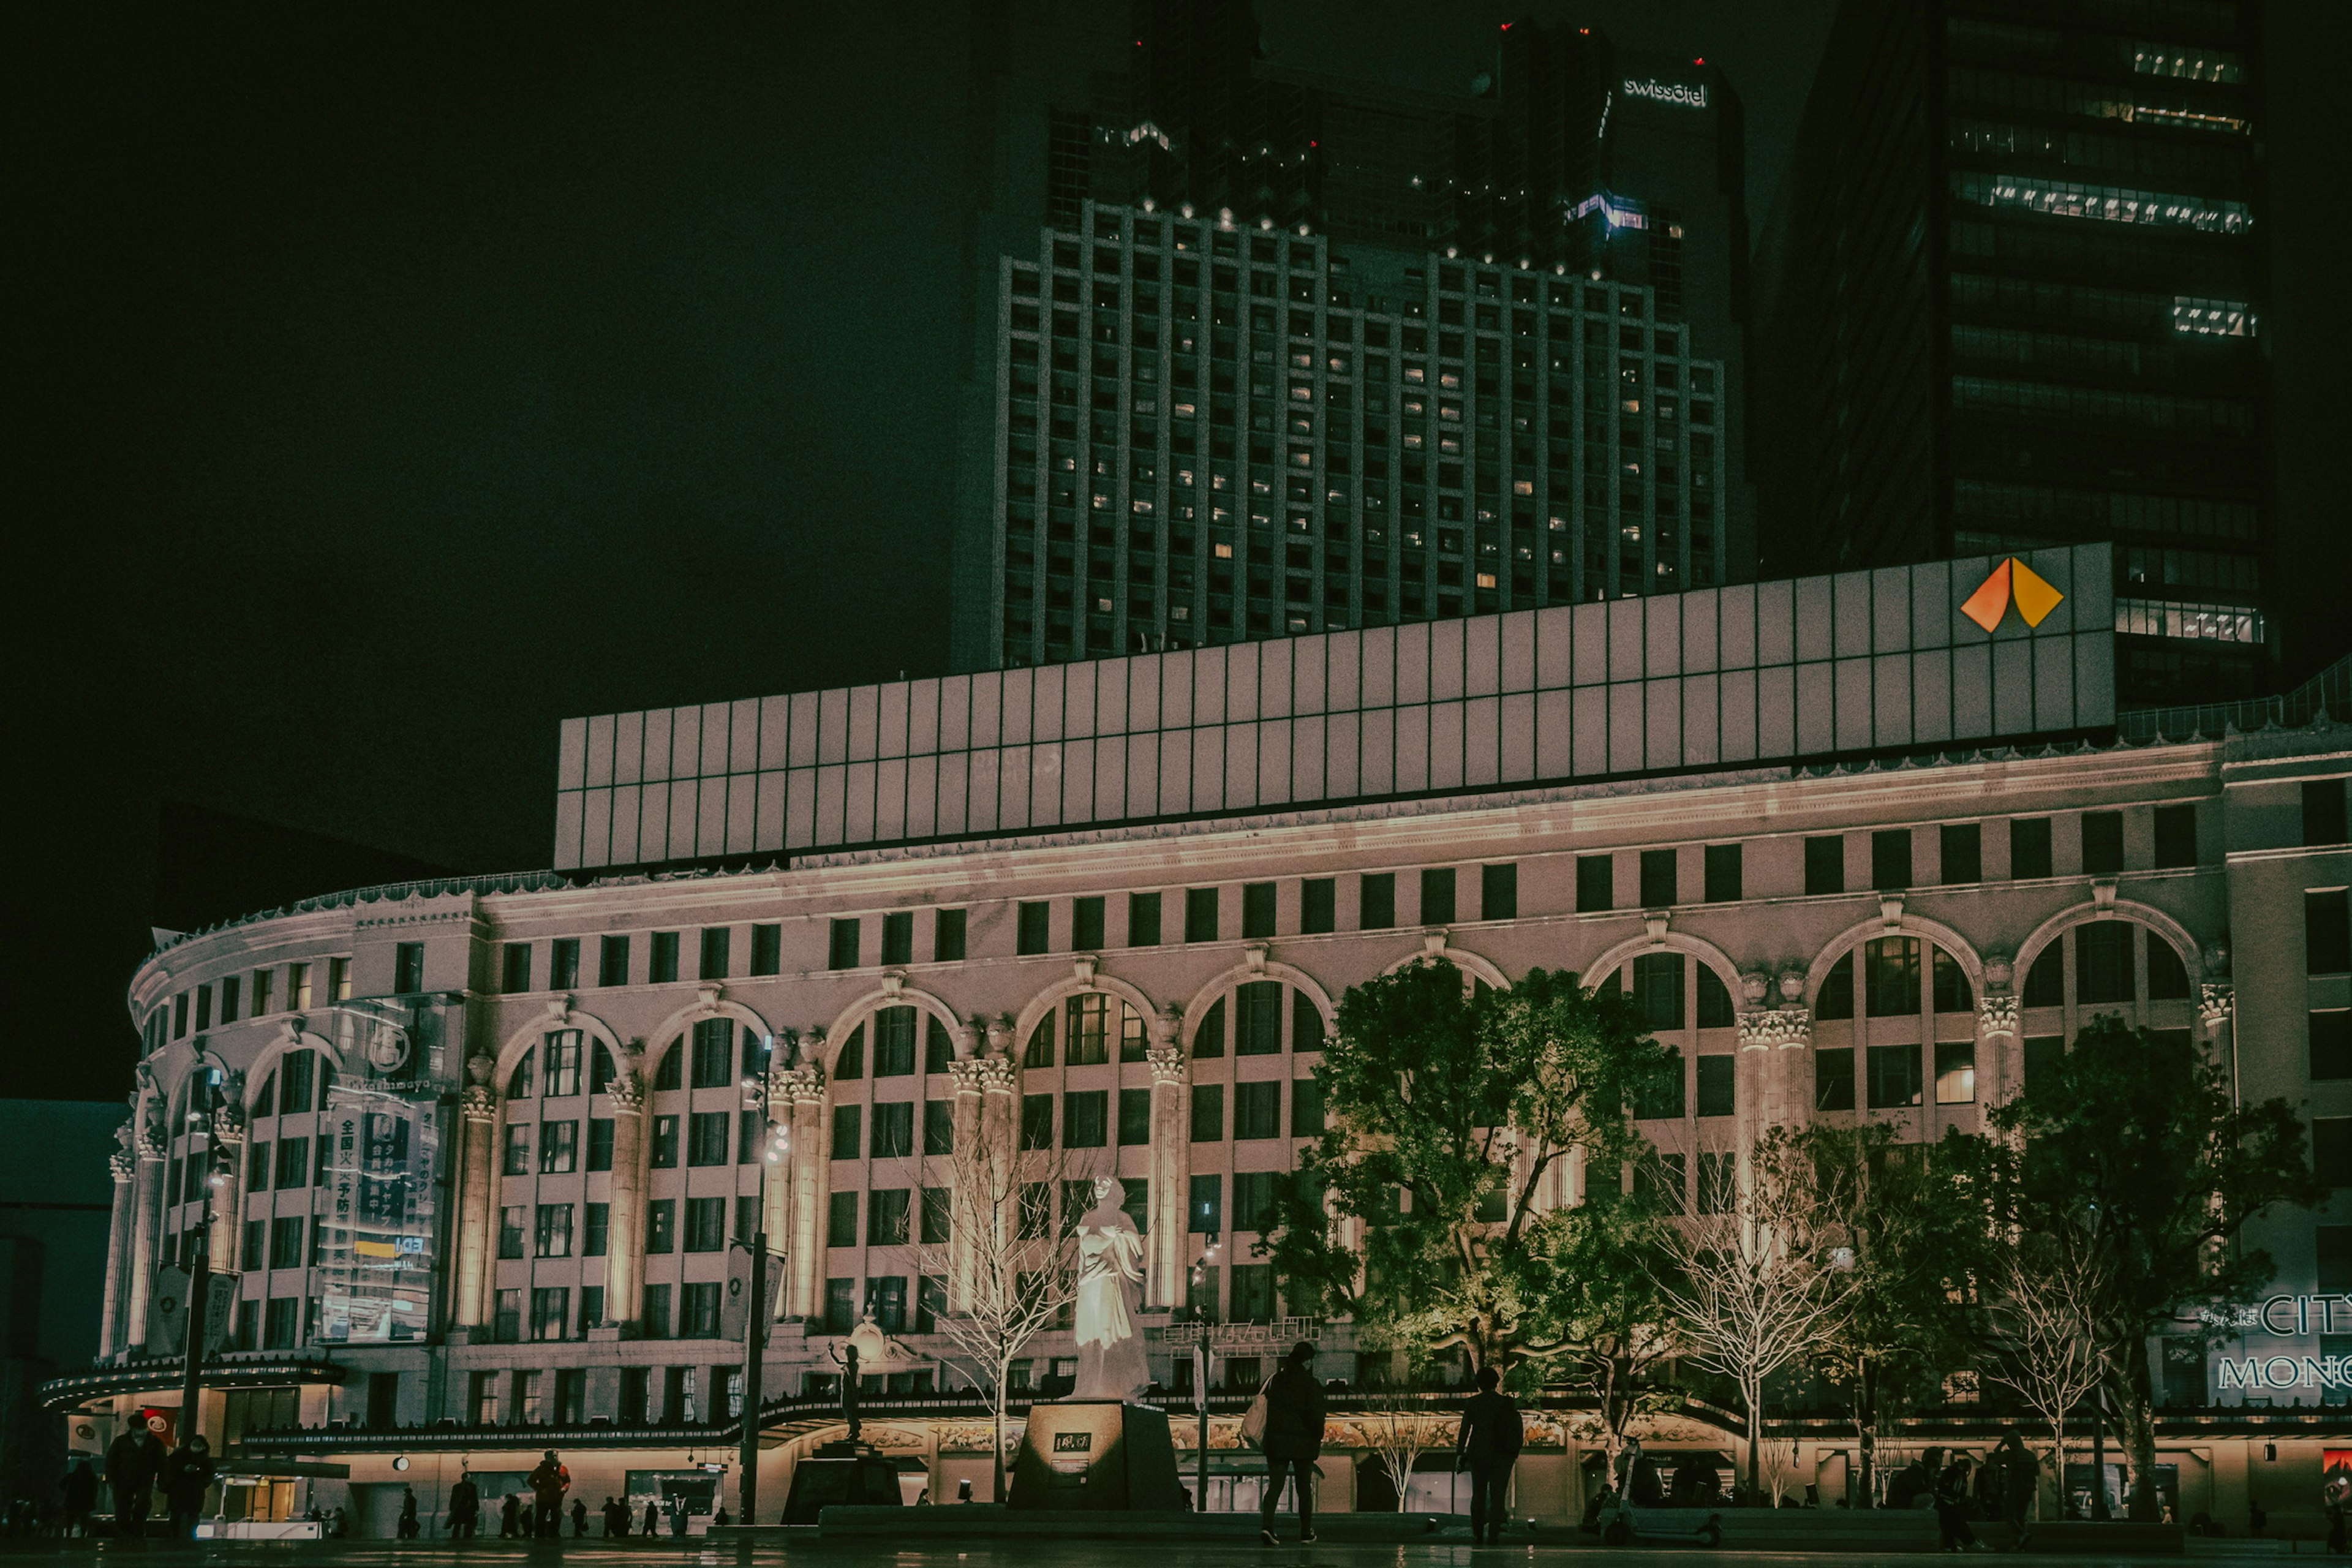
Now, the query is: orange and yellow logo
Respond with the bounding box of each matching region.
[1960,557,2064,633]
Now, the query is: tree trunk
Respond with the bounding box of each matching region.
[1855,1363,1876,1508]
[1745,1381,1764,1504]
[2114,1354,2163,1523]
[2048,1419,2065,1523]
[992,1388,1008,1504]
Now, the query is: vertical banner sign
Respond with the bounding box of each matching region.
[318,1080,438,1343]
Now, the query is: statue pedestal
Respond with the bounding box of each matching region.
[1008,1400,1186,1511]
[780,1441,903,1525]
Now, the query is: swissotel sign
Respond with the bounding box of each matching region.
[1621,77,1708,110]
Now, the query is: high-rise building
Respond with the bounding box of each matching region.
[1752,0,2270,706]
[952,3,1752,671]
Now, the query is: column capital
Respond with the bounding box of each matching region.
[1977,992,2020,1041]
[461,1085,500,1124]
[136,1121,168,1162]
[605,1071,649,1115]
[780,1061,829,1106]
[950,1054,1017,1097]
[209,1104,247,1147]
[1147,1044,1188,1087]
[1736,1008,1811,1051]
[2200,982,2235,1032]
[110,1149,138,1183]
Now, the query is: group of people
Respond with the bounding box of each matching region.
[442,1453,698,1543]
[1248,1341,1528,1548]
[99,1425,217,1539]
[1884,1434,2041,1552]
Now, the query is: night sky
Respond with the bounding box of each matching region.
[6,2,2344,1102]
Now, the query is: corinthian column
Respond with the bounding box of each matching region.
[783,1059,830,1319]
[125,1114,167,1349]
[206,1104,247,1275]
[1146,1007,1188,1309]
[451,1056,500,1333]
[605,1065,650,1329]
[100,1134,137,1360]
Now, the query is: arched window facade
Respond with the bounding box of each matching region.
[1015,995,1149,1259]
[231,1047,333,1351]
[1811,936,1979,1130]
[628,1017,769,1352]
[2016,921,2199,1090]
[1184,977,1328,1324]
[821,1005,952,1355]
[1594,952,1738,1214]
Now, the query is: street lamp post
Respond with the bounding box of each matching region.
[1189,1235,1220,1513]
[736,1052,789,1527]
[179,1047,233,1445]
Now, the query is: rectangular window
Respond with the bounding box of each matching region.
[1638,850,1676,910]
[535,1203,573,1258]
[1185,888,1219,942]
[1189,1174,1222,1234]
[924,1099,954,1155]
[2314,1012,2352,1081]
[737,1108,761,1164]
[1703,843,1743,903]
[219,974,239,1024]
[2082,810,2125,875]
[194,984,211,1032]
[1935,1040,1977,1104]
[1633,952,1685,1031]
[868,1189,910,1246]
[1072,897,1106,951]
[1635,1051,1685,1120]
[251,969,273,1015]
[827,1191,858,1247]
[935,907,968,961]
[1017,902,1050,954]
[1302,878,1336,934]
[2153,804,2197,869]
[680,1281,721,1338]
[1291,1076,1325,1136]
[2011,817,2054,880]
[498,1206,526,1261]
[1191,1084,1224,1142]
[1941,823,1983,885]
[530,1286,570,1343]
[1119,1087,1156,1147]
[823,1280,855,1335]
[921,1188,952,1246]
[865,1099,910,1159]
[827,919,861,970]
[2310,891,2352,974]
[1020,1093,1054,1150]
[1697,1150,1736,1215]
[502,1124,532,1177]
[1815,1049,1856,1112]
[393,942,424,993]
[1695,1055,1735,1117]
[1868,938,1923,1016]
[649,930,680,982]
[874,1006,918,1076]
[694,926,729,981]
[686,1110,729,1166]
[2024,1035,2065,1094]
[1241,881,1277,940]
[598,935,630,987]
[1419,867,1456,925]
[1359,873,1396,929]
[2077,921,2136,1003]
[880,910,914,966]
[586,1117,614,1171]
[538,1120,578,1174]
[328,957,351,1001]
[748,923,780,976]
[1576,855,1613,913]
[1866,1044,1923,1109]
[641,1284,671,1340]
[1234,1080,1281,1139]
[288,962,312,1010]
[831,1104,861,1160]
[1872,830,1912,891]
[548,940,579,990]
[1063,1090,1108,1148]
[2318,1118,2352,1188]
[270,1215,306,1270]
[2307,781,2350,848]
[1127,892,1161,946]
[584,1202,610,1257]
[644,1198,676,1254]
[2322,1226,2352,1293]
[1804,836,1845,895]
[1480,862,1517,921]
[276,1136,310,1189]
[1235,980,1283,1055]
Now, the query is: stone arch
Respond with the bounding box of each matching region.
[1180,959,1336,1049]
[635,989,782,1085]
[239,1022,351,1113]
[1578,929,1746,1001]
[492,1000,638,1090]
[1801,911,1988,1003]
[824,982,970,1074]
[1011,971,1161,1052]
[2013,898,2206,989]
[1377,938,1510,993]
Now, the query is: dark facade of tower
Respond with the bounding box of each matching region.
[1752,0,2271,707]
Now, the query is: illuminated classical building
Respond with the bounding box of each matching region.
[51,543,2352,1533]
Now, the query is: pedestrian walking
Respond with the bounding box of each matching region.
[528,1450,571,1538]
[1934,1455,1988,1553]
[1456,1365,1524,1546]
[447,1473,480,1539]
[157,1434,217,1540]
[2324,1463,2351,1555]
[1254,1340,1327,1546]
[398,1485,421,1539]
[641,1499,660,1537]
[571,1498,587,1537]
[1993,1432,2038,1551]
[499,1491,521,1539]
[104,1421,164,1537]
[59,1458,98,1538]
[600,1497,624,1537]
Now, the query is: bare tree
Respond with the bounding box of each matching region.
[905,1128,1091,1502]
[1983,1232,2112,1521]
[1654,1128,1853,1502]
[1360,1409,1435,1513]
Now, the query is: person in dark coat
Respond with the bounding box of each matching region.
[1993,1432,2038,1548]
[398,1487,421,1539]
[499,1491,522,1539]
[105,1423,164,1537]
[1935,1455,1987,1553]
[641,1499,660,1537]
[601,1497,625,1537]
[157,1434,217,1539]
[571,1498,587,1537]
[1456,1365,1524,1545]
[446,1474,480,1539]
[59,1458,99,1537]
[1257,1341,1328,1545]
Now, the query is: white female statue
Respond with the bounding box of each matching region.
[1071,1175,1152,1400]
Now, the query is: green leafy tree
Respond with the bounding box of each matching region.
[1265,960,1669,1374]
[1523,1188,1684,1471]
[1989,1016,2318,1520]
[1799,1124,1990,1507]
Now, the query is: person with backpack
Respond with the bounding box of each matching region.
[1253,1341,1327,1545]
[1457,1365,1524,1546]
